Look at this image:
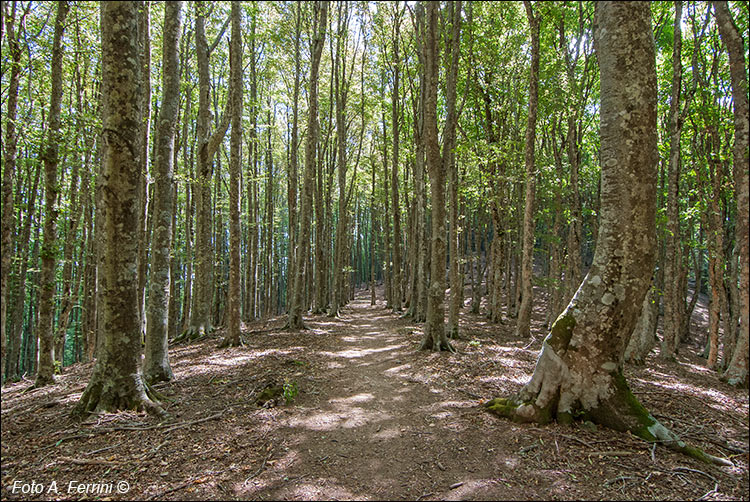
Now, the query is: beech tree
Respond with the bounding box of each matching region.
[420,0,460,352]
[221,0,242,347]
[34,0,69,387]
[74,0,162,416]
[713,0,749,387]
[289,0,327,330]
[485,2,729,466]
[144,0,183,382]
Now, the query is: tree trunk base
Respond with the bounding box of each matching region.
[485,371,732,466]
[419,333,455,352]
[72,364,165,418]
[33,373,56,389]
[218,335,245,348]
[173,322,212,344]
[144,363,173,386]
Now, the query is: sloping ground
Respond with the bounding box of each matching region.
[1,289,748,501]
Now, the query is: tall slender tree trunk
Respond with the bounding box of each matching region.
[661,0,685,359]
[221,1,242,347]
[290,0,327,329]
[144,1,182,379]
[714,0,749,387]
[74,0,162,416]
[184,1,230,339]
[287,3,301,316]
[514,0,540,339]
[1,1,28,383]
[331,1,350,318]
[35,1,69,387]
[391,6,403,313]
[137,1,152,344]
[421,1,460,352]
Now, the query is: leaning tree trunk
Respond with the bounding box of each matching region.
[74,0,163,417]
[714,0,749,387]
[485,2,729,466]
[35,1,69,388]
[144,1,182,380]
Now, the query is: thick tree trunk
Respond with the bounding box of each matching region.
[486,2,728,466]
[74,0,162,417]
[35,1,68,387]
[144,1,182,380]
[514,0,540,339]
[714,0,749,387]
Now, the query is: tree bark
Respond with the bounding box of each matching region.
[220,1,241,347]
[74,0,162,416]
[661,0,684,359]
[34,1,69,387]
[420,1,460,352]
[714,0,749,387]
[183,1,230,339]
[144,1,182,379]
[289,1,327,329]
[391,5,403,313]
[514,0,540,339]
[1,1,28,383]
[486,2,728,466]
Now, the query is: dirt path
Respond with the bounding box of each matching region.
[1,289,747,501]
[240,295,525,501]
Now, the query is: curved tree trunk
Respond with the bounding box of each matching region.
[74,0,162,417]
[486,2,728,466]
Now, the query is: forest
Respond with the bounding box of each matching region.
[1,1,748,500]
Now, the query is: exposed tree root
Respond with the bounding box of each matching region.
[218,335,246,348]
[172,322,212,345]
[72,366,165,419]
[485,371,733,466]
[419,335,455,353]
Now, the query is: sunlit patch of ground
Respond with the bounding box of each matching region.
[1,285,747,501]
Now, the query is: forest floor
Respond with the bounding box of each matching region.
[1,287,749,501]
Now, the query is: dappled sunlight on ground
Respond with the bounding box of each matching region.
[1,287,747,501]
